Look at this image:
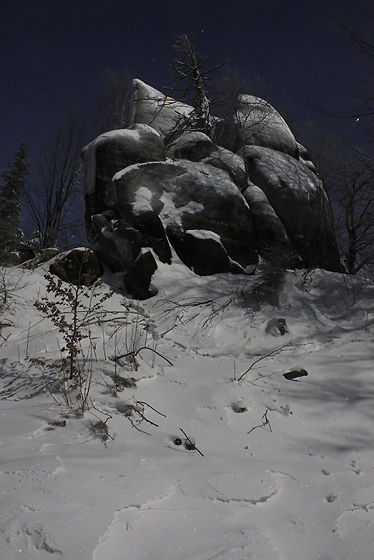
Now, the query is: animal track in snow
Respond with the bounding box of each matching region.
[335,502,374,547]
[0,455,63,481]
[1,518,63,556]
[231,400,248,413]
[265,397,292,416]
[350,460,361,475]
[93,507,281,560]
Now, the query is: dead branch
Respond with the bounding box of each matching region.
[179,428,204,456]
[247,409,272,434]
[137,401,167,417]
[237,345,288,381]
[124,400,166,435]
[111,346,173,366]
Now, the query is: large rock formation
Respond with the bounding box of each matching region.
[82,79,342,298]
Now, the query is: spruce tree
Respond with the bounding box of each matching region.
[0,143,31,261]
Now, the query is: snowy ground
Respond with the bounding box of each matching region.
[0,259,373,560]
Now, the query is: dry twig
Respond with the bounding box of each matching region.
[179,428,204,456]
[247,409,272,434]
[237,345,288,381]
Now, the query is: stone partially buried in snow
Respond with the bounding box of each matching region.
[130,79,194,140]
[81,126,165,235]
[113,160,258,275]
[236,95,298,158]
[243,145,341,271]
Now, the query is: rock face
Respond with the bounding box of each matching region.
[243,184,290,256]
[297,142,317,173]
[243,145,339,270]
[82,79,342,298]
[172,131,217,161]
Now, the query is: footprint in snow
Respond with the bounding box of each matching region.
[350,460,361,475]
[231,401,248,413]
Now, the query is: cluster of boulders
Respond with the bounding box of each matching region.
[81,79,342,298]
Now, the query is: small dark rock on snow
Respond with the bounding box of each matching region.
[283,368,308,380]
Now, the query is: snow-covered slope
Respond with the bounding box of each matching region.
[1,261,373,560]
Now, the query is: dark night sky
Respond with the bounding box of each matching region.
[0,0,372,169]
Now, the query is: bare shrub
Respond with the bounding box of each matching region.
[31,273,113,416]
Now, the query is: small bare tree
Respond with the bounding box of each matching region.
[31,269,113,416]
[322,2,374,132]
[171,34,214,132]
[329,142,374,275]
[24,107,87,250]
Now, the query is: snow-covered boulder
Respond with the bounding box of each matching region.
[112,160,258,276]
[243,145,341,270]
[130,79,194,140]
[297,142,311,161]
[81,126,165,236]
[236,95,299,158]
[166,226,244,276]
